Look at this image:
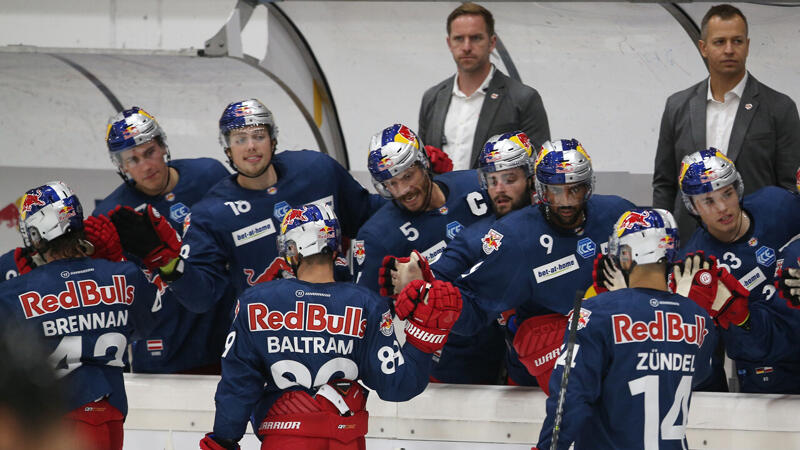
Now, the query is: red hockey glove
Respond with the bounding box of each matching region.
[712,266,750,329]
[591,253,626,294]
[13,247,43,275]
[425,145,453,174]
[513,313,567,396]
[776,267,800,309]
[396,279,462,353]
[109,205,181,270]
[199,433,239,450]
[379,250,434,298]
[83,214,124,262]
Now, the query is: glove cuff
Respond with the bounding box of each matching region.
[404,320,448,354]
[159,258,184,282]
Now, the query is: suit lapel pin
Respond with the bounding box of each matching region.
[490,93,499,100]
[745,103,753,110]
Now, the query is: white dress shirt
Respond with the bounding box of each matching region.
[442,65,495,171]
[706,72,748,155]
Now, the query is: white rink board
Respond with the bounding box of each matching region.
[122,374,800,450]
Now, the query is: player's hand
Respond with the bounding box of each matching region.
[83,214,124,262]
[712,265,750,329]
[264,257,295,282]
[425,145,453,174]
[379,250,433,298]
[199,433,239,450]
[591,254,626,294]
[513,313,568,396]
[396,279,462,353]
[671,251,714,298]
[776,268,800,309]
[13,247,43,275]
[109,205,182,270]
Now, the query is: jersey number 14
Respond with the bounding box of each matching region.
[628,374,692,449]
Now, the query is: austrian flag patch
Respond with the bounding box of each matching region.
[481,229,503,255]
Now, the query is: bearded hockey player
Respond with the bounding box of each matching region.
[536,208,717,450]
[679,149,800,393]
[130,99,382,313]
[0,181,165,450]
[383,130,537,384]
[199,204,461,450]
[94,106,233,374]
[430,139,634,386]
[353,123,496,383]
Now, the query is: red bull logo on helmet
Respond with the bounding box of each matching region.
[234,105,253,117]
[659,235,676,249]
[377,156,394,171]
[509,133,532,155]
[484,150,502,162]
[20,190,46,216]
[615,210,652,236]
[280,207,309,233]
[122,125,141,140]
[699,169,719,183]
[555,160,573,174]
[394,125,419,149]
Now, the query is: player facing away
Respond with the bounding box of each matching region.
[353,123,495,383]
[0,182,163,450]
[384,130,537,384]
[200,204,461,450]
[436,139,635,386]
[95,106,233,374]
[536,208,717,450]
[679,149,800,393]
[135,99,382,314]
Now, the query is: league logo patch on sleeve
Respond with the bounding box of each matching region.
[481,229,503,255]
[379,310,394,336]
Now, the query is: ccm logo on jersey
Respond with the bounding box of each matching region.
[612,311,708,348]
[19,276,135,319]
[248,301,366,338]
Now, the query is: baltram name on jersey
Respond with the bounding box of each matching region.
[19,276,135,319]
[248,301,367,338]
[612,311,708,348]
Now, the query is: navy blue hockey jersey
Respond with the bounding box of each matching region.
[353,170,491,290]
[93,157,233,374]
[169,150,383,312]
[0,248,19,282]
[453,195,635,336]
[681,186,800,393]
[0,258,159,416]
[537,289,716,450]
[212,279,433,441]
[428,214,506,384]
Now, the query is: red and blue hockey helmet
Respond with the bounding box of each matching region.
[277,203,341,267]
[18,181,84,249]
[367,124,430,199]
[106,107,169,180]
[609,208,679,266]
[678,148,743,215]
[534,139,594,204]
[477,131,535,189]
[218,98,277,149]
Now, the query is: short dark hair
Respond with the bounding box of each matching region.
[700,4,748,40]
[447,2,494,37]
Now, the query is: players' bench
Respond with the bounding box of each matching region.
[123,373,800,449]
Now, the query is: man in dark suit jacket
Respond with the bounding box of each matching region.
[418,2,549,171]
[653,4,800,239]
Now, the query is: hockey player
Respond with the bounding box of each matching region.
[95,106,233,374]
[352,124,495,383]
[678,148,800,393]
[353,123,492,290]
[429,139,635,386]
[199,204,461,450]
[133,99,382,313]
[536,208,717,450]
[383,130,536,383]
[0,181,165,450]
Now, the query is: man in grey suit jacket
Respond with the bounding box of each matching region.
[418,2,549,171]
[653,4,800,239]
